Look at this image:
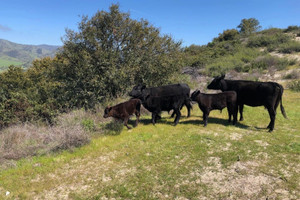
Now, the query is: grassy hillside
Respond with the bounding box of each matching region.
[0,57,22,71]
[0,39,59,70]
[0,90,299,199]
[183,27,300,77]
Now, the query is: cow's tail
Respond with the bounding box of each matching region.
[275,83,288,119]
[187,98,193,110]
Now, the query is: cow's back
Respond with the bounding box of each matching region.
[225,80,280,106]
[148,83,190,97]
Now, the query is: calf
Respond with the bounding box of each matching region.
[191,90,237,127]
[103,99,141,129]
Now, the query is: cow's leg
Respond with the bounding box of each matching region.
[135,110,140,127]
[170,110,175,118]
[155,114,162,120]
[124,117,131,129]
[233,104,238,125]
[171,103,185,118]
[173,108,181,125]
[151,112,157,125]
[203,111,209,127]
[267,106,276,132]
[227,105,232,123]
[185,99,192,118]
[239,104,244,121]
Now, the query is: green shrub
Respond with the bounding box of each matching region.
[247,33,291,49]
[81,119,96,132]
[284,25,300,33]
[0,4,184,128]
[278,41,300,53]
[213,29,240,42]
[204,47,262,75]
[250,55,292,71]
[288,80,300,92]
[283,70,300,79]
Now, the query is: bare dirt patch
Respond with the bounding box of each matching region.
[191,157,294,199]
[31,151,136,200]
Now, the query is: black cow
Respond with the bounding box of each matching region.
[129,84,192,125]
[207,75,287,131]
[191,90,237,126]
[103,98,141,129]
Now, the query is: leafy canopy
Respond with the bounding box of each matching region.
[237,18,261,36]
[57,4,183,108]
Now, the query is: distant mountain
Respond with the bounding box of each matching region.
[0,39,60,71]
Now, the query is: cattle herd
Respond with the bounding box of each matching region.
[103,75,288,132]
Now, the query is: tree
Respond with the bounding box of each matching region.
[237,18,261,36]
[214,29,240,42]
[57,4,182,109]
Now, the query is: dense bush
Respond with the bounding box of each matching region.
[213,29,240,42]
[278,41,300,53]
[250,55,292,71]
[55,4,183,109]
[204,47,262,76]
[284,25,300,33]
[237,18,261,36]
[288,80,300,92]
[247,32,291,50]
[283,70,300,79]
[0,4,184,128]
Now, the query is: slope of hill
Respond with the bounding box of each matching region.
[0,39,60,71]
[0,91,299,199]
[182,27,300,78]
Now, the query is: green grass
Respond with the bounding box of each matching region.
[0,91,299,199]
[0,57,23,71]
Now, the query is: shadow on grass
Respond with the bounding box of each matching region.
[254,126,268,130]
[138,116,250,129]
[180,117,250,129]
[102,119,142,135]
[102,121,124,135]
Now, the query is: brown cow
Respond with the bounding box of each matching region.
[103,99,141,129]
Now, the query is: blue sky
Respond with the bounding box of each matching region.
[0,0,299,46]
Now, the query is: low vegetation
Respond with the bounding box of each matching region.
[288,80,300,92]
[0,4,300,199]
[0,90,299,199]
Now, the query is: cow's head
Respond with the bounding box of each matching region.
[103,106,113,118]
[129,85,146,98]
[207,75,226,90]
[191,90,201,101]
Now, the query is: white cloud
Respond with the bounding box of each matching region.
[0,24,12,32]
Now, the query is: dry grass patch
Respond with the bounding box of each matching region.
[0,108,108,166]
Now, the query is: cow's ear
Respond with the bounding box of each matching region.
[220,74,225,79]
[141,85,146,90]
[108,106,112,111]
[196,90,200,96]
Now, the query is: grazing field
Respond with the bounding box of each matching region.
[0,90,299,199]
[0,58,22,70]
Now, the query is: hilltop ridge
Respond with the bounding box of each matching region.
[0,39,60,71]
